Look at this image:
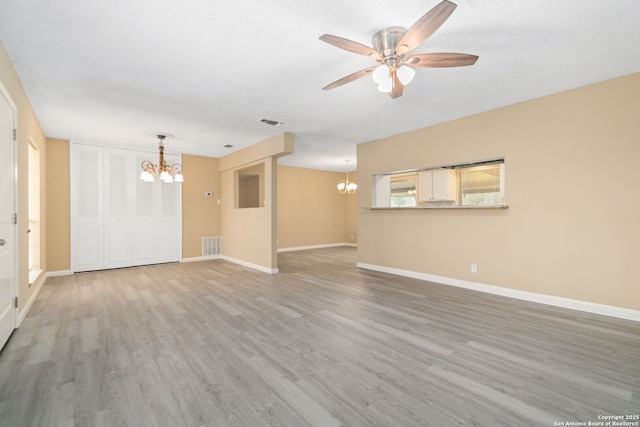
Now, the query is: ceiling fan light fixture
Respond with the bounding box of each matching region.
[397,65,416,85]
[372,64,390,84]
[320,1,477,99]
[377,77,393,93]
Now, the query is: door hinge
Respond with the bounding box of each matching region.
[13,213,17,225]
[13,128,16,141]
[14,297,18,308]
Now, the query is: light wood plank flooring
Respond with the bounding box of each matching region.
[1,247,638,426]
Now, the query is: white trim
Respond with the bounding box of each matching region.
[357,263,640,322]
[46,270,73,277]
[278,242,356,253]
[0,81,18,111]
[180,255,222,263]
[17,275,46,327]
[220,256,279,274]
[28,269,43,285]
[0,80,19,336]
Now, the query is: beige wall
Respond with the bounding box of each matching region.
[181,154,221,259]
[221,158,278,270]
[238,163,265,208]
[45,139,70,271]
[343,187,357,245]
[220,133,294,271]
[0,42,47,312]
[277,166,357,249]
[358,73,640,311]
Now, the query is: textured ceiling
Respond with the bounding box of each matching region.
[1,0,639,171]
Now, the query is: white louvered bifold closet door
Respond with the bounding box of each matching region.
[72,144,104,272]
[133,151,157,266]
[104,148,132,269]
[72,143,182,272]
[157,154,181,263]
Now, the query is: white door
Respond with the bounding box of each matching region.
[132,152,157,265]
[72,144,104,272]
[0,85,17,349]
[156,153,181,263]
[104,148,131,269]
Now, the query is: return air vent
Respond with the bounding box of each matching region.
[258,118,284,126]
[202,237,221,257]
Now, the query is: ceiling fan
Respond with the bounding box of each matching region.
[320,0,478,99]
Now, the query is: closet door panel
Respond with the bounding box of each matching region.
[133,217,156,265]
[157,176,180,262]
[104,149,132,268]
[72,145,103,272]
[75,223,102,271]
[132,153,158,266]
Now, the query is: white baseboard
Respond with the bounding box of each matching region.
[46,270,72,277]
[181,255,222,263]
[278,242,357,253]
[357,262,640,322]
[18,275,46,327]
[220,256,278,274]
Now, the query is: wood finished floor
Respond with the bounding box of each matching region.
[0,247,638,426]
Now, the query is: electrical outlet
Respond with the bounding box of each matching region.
[471,264,478,273]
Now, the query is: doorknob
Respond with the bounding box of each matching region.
[0,239,6,246]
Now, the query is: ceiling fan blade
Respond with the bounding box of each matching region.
[404,52,478,67]
[323,66,378,91]
[396,0,457,55]
[389,71,404,98]
[320,34,382,60]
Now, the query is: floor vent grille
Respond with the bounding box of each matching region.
[202,237,221,256]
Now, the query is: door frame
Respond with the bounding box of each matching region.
[0,79,18,343]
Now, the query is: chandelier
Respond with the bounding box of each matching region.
[337,160,357,194]
[139,134,184,183]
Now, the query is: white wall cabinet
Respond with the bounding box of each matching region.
[72,143,181,272]
[418,169,456,201]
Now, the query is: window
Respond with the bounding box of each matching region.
[371,159,505,208]
[390,173,417,207]
[457,162,505,206]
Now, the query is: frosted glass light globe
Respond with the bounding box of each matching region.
[397,66,415,85]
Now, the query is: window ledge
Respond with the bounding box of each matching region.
[365,205,509,210]
[29,269,43,285]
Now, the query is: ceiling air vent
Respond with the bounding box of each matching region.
[259,118,284,126]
